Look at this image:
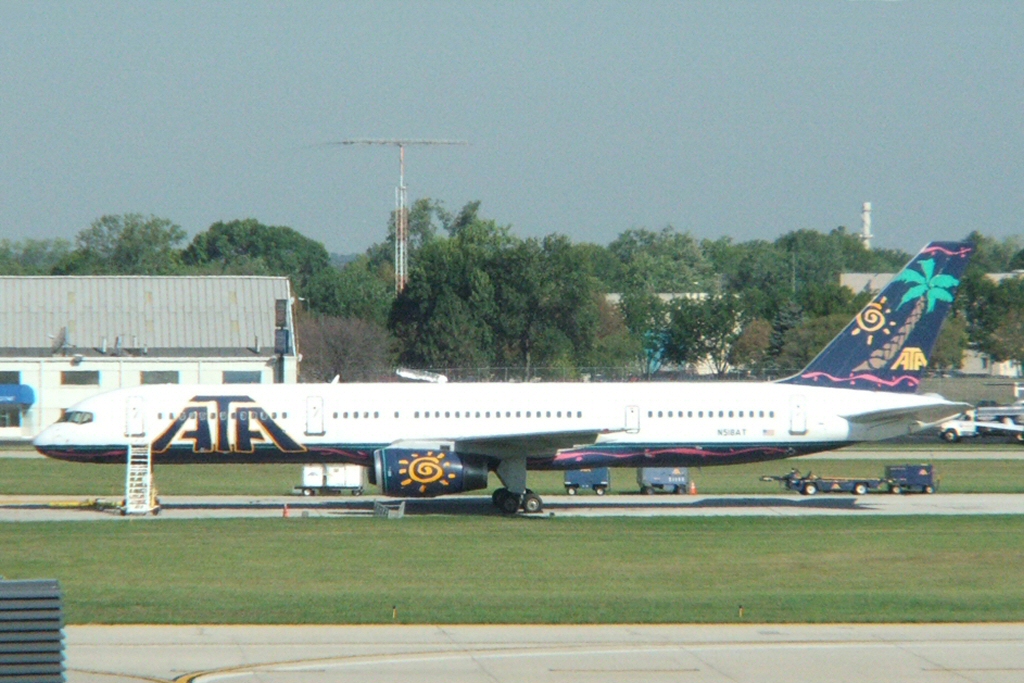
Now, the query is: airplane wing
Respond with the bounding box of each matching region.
[455,430,606,459]
[842,402,971,428]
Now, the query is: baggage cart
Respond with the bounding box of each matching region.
[761,469,884,496]
[636,467,689,494]
[296,463,365,496]
[885,464,937,494]
[564,468,610,495]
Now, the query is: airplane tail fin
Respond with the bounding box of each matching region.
[778,241,974,393]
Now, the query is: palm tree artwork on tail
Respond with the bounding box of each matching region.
[853,257,961,375]
[782,241,973,393]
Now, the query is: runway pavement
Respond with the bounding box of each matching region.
[1,491,1022,520]
[64,623,1024,683]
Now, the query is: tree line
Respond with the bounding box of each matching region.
[2,207,1023,381]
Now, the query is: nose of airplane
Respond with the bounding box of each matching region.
[32,423,68,455]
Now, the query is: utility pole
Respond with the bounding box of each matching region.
[327,139,468,293]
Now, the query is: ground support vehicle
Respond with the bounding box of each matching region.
[938,413,1024,443]
[564,468,610,495]
[885,464,937,494]
[295,463,365,496]
[761,469,884,496]
[636,467,690,494]
[976,400,1024,425]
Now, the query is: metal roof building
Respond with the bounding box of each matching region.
[0,276,298,440]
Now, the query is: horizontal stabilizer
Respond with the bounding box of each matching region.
[843,402,971,427]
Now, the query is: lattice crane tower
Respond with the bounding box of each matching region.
[330,139,468,293]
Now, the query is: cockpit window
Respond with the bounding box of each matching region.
[59,410,94,424]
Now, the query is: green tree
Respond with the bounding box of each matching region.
[931,315,969,370]
[54,214,187,274]
[964,231,1023,274]
[388,204,602,375]
[1009,248,1024,271]
[665,295,744,378]
[0,238,72,274]
[608,226,714,293]
[776,313,850,373]
[303,256,394,326]
[974,277,1024,366]
[729,318,772,372]
[183,219,331,295]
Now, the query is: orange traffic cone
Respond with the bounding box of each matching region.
[688,480,697,495]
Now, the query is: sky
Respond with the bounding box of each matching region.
[2,1,1022,255]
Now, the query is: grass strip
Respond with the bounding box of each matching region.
[2,516,1022,624]
[3,458,1024,496]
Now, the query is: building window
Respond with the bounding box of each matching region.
[0,371,19,384]
[0,407,20,427]
[223,371,261,384]
[141,371,179,385]
[61,371,99,385]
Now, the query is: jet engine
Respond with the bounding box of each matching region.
[372,447,490,498]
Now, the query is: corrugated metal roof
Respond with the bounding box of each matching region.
[0,276,292,353]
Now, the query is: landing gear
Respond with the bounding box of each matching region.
[492,457,544,514]
[492,487,544,514]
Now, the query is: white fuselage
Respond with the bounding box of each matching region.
[33,380,958,469]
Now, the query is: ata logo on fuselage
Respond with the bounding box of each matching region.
[891,347,928,372]
[151,395,306,454]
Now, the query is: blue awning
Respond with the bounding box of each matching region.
[0,384,35,406]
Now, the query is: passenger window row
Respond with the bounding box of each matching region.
[327,410,585,420]
[157,410,287,420]
[647,409,775,418]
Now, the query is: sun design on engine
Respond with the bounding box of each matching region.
[399,451,458,493]
[851,296,896,345]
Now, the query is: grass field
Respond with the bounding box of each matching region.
[2,457,1024,496]
[2,516,1023,624]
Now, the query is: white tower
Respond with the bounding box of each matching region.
[860,202,873,250]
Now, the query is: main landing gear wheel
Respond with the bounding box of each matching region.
[802,482,818,496]
[522,493,543,513]
[492,488,509,506]
[853,482,868,496]
[499,492,521,514]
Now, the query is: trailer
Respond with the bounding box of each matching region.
[975,400,1024,426]
[761,469,885,496]
[564,468,610,495]
[885,464,937,494]
[295,464,365,496]
[636,467,689,494]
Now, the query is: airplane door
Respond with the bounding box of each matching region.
[626,405,640,434]
[789,395,807,435]
[125,395,145,437]
[305,396,325,436]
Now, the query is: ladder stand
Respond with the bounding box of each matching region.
[123,442,159,515]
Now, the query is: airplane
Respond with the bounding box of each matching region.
[33,241,974,514]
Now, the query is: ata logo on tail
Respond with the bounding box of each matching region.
[891,347,928,371]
